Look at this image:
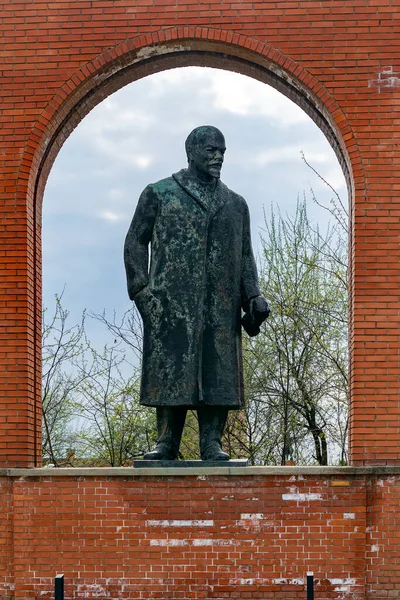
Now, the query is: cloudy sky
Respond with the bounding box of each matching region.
[43,66,347,347]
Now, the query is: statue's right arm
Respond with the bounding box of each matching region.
[124,185,158,300]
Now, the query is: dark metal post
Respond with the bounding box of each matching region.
[307,572,314,600]
[55,574,64,600]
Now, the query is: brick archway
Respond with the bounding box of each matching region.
[14,30,361,468]
[2,6,398,468]
[22,29,361,207]
[3,6,400,599]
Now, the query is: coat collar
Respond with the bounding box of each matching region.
[172,169,227,219]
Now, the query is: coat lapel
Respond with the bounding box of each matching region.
[172,169,209,212]
[209,180,228,221]
[172,170,227,218]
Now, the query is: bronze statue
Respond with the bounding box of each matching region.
[124,126,269,461]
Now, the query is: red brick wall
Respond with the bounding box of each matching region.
[0,478,13,600]
[365,473,400,597]
[0,469,398,600]
[0,4,399,467]
[2,4,400,599]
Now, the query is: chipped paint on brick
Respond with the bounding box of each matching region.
[146,519,214,527]
[368,67,400,92]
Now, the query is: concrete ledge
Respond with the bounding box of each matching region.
[133,459,249,468]
[1,465,400,477]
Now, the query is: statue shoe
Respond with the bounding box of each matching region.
[143,444,177,460]
[201,444,230,461]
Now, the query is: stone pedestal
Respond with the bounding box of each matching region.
[1,465,399,599]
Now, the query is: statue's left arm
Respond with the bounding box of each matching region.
[240,201,270,336]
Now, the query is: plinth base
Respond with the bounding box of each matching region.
[134,458,249,468]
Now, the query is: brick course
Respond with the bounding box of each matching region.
[0,468,399,600]
[1,2,400,596]
[2,0,400,467]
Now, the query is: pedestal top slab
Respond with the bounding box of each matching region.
[2,465,400,477]
[133,459,249,468]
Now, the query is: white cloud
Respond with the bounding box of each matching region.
[77,102,155,170]
[84,100,155,132]
[151,67,308,126]
[91,135,153,169]
[207,70,308,125]
[253,146,330,166]
[315,166,347,192]
[98,210,123,222]
[147,67,210,92]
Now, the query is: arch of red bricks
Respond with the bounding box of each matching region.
[2,8,400,600]
[14,29,362,468]
[20,28,362,206]
[1,5,399,468]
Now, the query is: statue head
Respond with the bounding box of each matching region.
[185,126,226,182]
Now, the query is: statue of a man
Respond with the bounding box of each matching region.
[124,126,269,461]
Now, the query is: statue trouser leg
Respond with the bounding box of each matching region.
[198,406,230,461]
[143,407,187,460]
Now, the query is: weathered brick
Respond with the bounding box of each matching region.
[0,2,400,595]
[0,471,398,599]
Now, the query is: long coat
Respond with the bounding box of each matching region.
[124,169,261,408]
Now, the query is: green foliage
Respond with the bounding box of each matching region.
[42,297,156,466]
[42,295,87,466]
[240,198,348,465]
[72,346,155,466]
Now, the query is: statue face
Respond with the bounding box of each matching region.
[188,129,226,181]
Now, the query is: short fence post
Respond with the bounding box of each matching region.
[55,574,64,600]
[307,572,314,600]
